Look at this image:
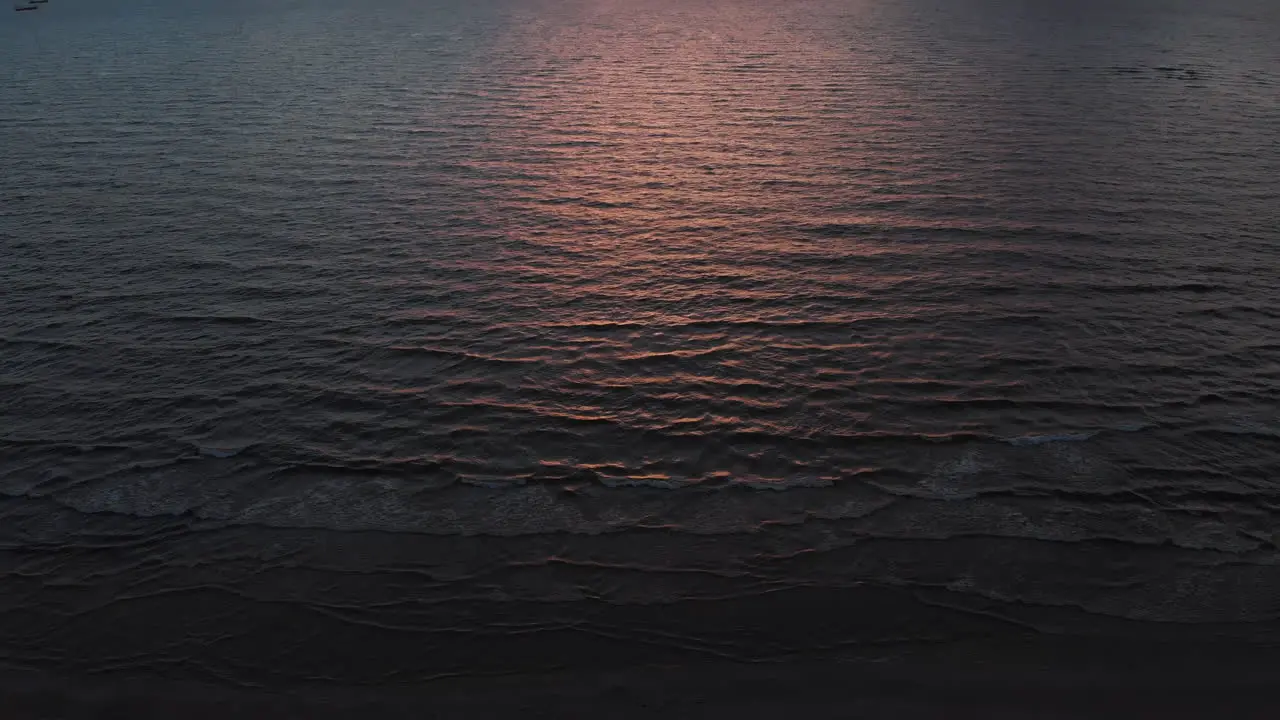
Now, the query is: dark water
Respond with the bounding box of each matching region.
[2,0,1280,684]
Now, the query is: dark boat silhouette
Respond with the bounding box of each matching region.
[28,0,50,4]
[14,4,38,9]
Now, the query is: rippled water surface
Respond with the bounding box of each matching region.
[2,0,1280,682]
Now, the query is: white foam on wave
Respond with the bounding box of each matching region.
[908,448,986,500]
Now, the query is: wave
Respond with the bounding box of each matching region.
[3,489,1279,644]
[165,314,279,325]
[18,454,1275,556]
[1002,431,1098,446]
[194,441,257,459]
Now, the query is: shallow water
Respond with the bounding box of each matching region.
[2,0,1279,682]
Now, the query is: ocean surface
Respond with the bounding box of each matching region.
[2,0,1280,685]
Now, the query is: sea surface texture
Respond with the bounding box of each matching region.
[2,0,1279,683]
